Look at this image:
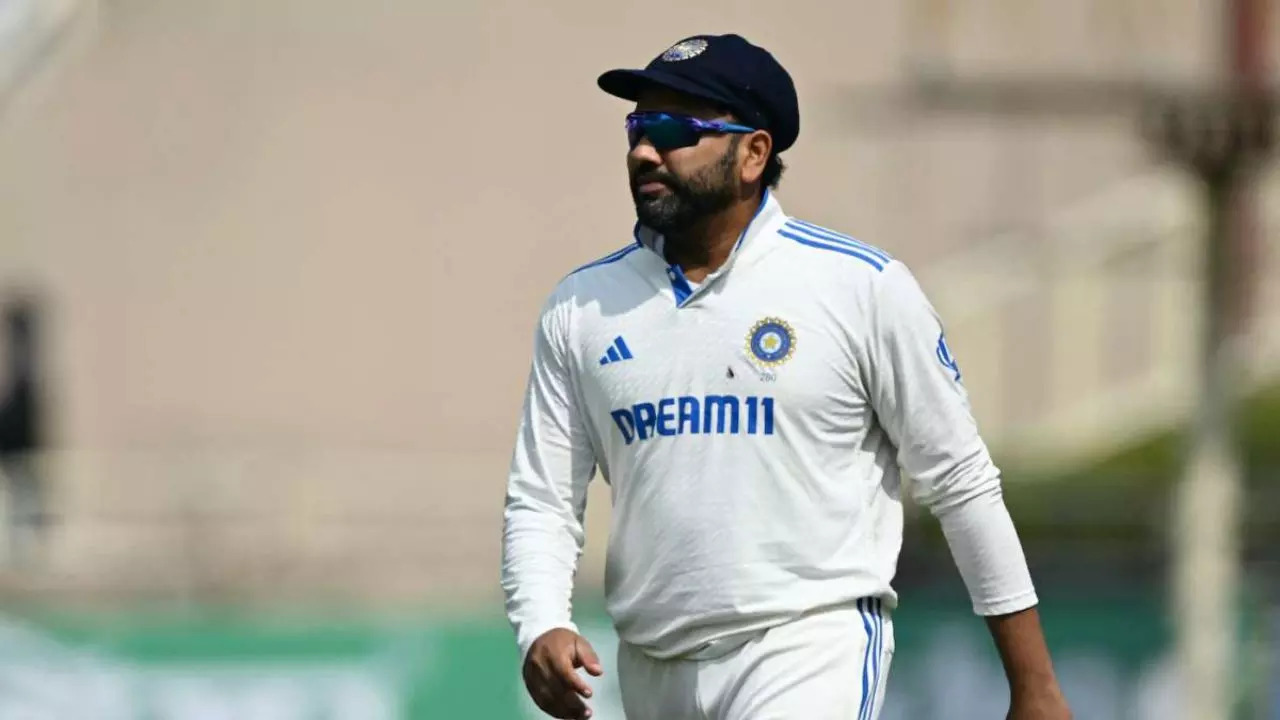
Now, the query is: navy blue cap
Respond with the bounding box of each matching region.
[598,34,800,153]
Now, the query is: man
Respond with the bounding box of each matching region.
[502,33,1072,720]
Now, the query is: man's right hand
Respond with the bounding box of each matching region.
[522,628,605,719]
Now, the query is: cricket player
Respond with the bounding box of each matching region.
[502,33,1073,720]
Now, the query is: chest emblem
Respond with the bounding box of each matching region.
[746,317,796,367]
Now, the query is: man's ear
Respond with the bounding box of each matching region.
[740,130,773,186]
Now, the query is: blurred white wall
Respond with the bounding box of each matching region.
[0,0,1263,604]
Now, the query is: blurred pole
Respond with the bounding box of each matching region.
[1173,1,1268,718]
[1225,0,1267,334]
[1174,169,1245,720]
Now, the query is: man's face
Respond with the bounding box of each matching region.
[627,88,743,234]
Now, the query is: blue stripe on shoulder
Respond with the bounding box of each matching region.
[570,244,639,275]
[784,219,892,264]
[779,229,886,271]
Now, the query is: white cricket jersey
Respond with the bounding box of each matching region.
[501,191,1037,662]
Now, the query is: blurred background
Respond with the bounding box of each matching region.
[0,0,1275,717]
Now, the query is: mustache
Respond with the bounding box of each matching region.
[631,167,680,190]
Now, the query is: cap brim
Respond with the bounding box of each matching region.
[597,68,735,109]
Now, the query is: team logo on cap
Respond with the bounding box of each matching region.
[746,317,796,367]
[660,38,709,62]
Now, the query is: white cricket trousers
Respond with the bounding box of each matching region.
[617,598,893,720]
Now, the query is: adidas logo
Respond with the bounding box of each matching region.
[599,336,634,365]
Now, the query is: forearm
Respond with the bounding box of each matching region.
[935,486,1065,705]
[986,606,1060,697]
[935,484,1038,615]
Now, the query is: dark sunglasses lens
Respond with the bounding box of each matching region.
[646,117,697,149]
[627,115,697,150]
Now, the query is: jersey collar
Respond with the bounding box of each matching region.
[632,190,785,306]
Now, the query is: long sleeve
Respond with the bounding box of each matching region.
[865,262,1038,616]
[501,291,598,663]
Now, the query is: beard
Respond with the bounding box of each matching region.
[630,142,740,236]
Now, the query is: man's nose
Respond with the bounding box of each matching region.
[628,135,663,166]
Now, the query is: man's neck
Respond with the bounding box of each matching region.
[663,194,762,283]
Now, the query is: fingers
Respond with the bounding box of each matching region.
[531,685,591,720]
[554,653,595,697]
[560,692,592,719]
[575,636,605,677]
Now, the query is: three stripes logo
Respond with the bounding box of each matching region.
[599,336,634,366]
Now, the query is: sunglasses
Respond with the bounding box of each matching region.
[625,111,756,151]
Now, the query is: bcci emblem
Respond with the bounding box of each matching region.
[660,38,709,62]
[746,317,796,368]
